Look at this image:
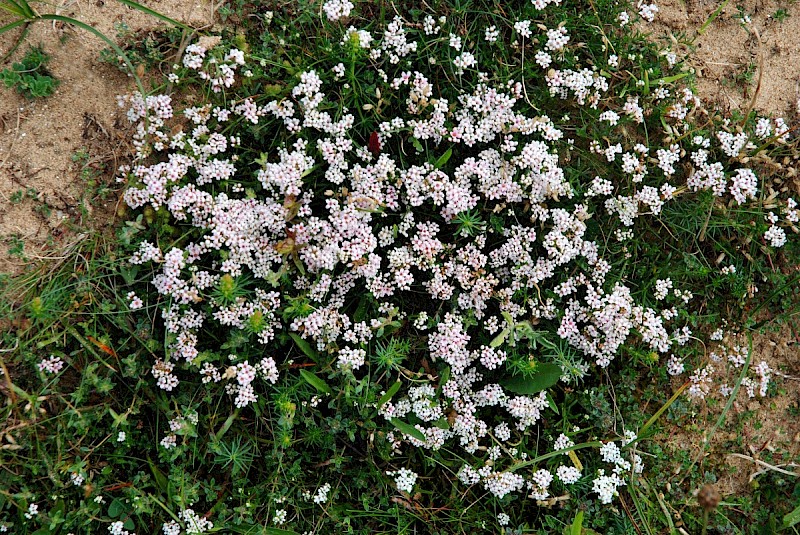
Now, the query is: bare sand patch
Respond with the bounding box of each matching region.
[0,0,214,275]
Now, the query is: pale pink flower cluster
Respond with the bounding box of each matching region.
[686,340,773,401]
[638,2,659,22]
[38,355,65,374]
[152,360,178,391]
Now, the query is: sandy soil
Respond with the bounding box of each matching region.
[662,327,800,503]
[646,0,800,507]
[650,0,800,116]
[0,0,213,275]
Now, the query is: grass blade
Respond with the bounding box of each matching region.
[0,19,27,36]
[697,0,731,36]
[0,0,37,18]
[37,14,145,95]
[115,0,191,30]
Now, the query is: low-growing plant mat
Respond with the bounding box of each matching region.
[1,0,800,534]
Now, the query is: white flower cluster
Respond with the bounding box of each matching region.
[638,2,659,22]
[152,359,179,391]
[70,472,84,486]
[387,468,418,493]
[179,508,213,534]
[322,0,353,21]
[313,483,332,504]
[182,44,246,93]
[687,341,773,400]
[109,521,134,535]
[592,432,642,504]
[24,503,38,519]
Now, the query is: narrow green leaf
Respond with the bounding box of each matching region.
[0,19,27,37]
[653,73,689,85]
[148,457,169,493]
[214,409,239,440]
[546,392,560,415]
[0,0,35,18]
[300,164,319,178]
[439,366,450,388]
[213,525,301,534]
[290,333,319,362]
[377,381,401,408]
[391,418,427,443]
[570,510,584,535]
[784,503,800,528]
[434,147,452,169]
[698,0,731,35]
[500,363,562,395]
[115,0,190,29]
[489,327,510,348]
[38,15,145,96]
[299,369,332,394]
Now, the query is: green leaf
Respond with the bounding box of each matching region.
[353,296,369,323]
[653,73,689,85]
[391,418,427,443]
[784,503,800,528]
[489,327,511,348]
[439,366,450,388]
[410,136,423,153]
[434,147,452,169]
[569,510,583,535]
[290,333,319,363]
[119,264,139,285]
[431,417,451,430]
[500,363,562,395]
[299,369,332,394]
[148,457,169,494]
[377,380,401,408]
[109,407,127,427]
[214,409,240,440]
[108,498,125,518]
[546,392,560,415]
